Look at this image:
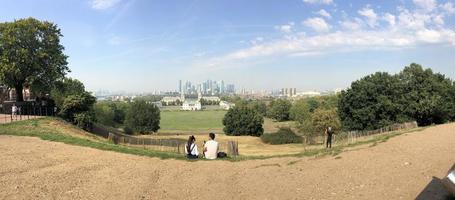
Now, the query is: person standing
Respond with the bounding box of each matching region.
[204,133,219,159]
[11,104,18,120]
[326,127,334,148]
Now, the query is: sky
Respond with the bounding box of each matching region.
[1,0,455,93]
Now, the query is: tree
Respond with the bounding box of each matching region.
[249,101,267,116]
[290,99,312,122]
[268,99,292,122]
[398,63,454,126]
[338,72,405,130]
[51,78,85,108]
[311,108,341,133]
[223,106,264,136]
[59,92,96,129]
[0,18,69,101]
[125,100,160,134]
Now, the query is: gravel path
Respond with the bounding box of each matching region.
[1,123,454,200]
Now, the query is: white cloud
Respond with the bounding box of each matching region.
[90,0,122,10]
[416,29,442,43]
[197,1,455,69]
[413,0,437,11]
[440,2,455,14]
[302,0,333,5]
[303,17,331,32]
[340,18,363,30]
[383,13,396,26]
[358,6,378,27]
[275,22,294,33]
[316,9,332,19]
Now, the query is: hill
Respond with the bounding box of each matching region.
[0,120,454,199]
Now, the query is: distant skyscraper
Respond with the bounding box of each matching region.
[178,80,182,94]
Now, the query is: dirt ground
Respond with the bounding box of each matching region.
[1,123,454,200]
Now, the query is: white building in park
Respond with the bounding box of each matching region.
[182,99,202,111]
[219,101,235,110]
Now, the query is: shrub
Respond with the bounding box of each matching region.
[125,100,160,134]
[261,128,302,145]
[223,106,264,136]
[74,111,95,130]
[123,126,134,135]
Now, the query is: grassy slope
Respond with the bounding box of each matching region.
[0,117,425,161]
[0,118,183,160]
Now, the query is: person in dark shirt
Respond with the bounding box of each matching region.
[326,127,334,148]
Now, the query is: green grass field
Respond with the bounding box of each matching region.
[160,110,227,132]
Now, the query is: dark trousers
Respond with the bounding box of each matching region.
[326,134,332,148]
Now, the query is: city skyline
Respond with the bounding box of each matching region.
[1,0,455,93]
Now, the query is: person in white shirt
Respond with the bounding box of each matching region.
[185,135,199,159]
[11,104,18,119]
[204,133,219,159]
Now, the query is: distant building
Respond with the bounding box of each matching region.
[281,88,297,97]
[219,101,235,110]
[182,99,201,111]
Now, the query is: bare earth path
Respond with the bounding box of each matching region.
[1,123,454,200]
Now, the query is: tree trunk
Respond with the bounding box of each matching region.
[15,85,24,102]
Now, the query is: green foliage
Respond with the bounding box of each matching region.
[339,72,407,130]
[123,126,134,135]
[398,63,454,126]
[0,18,69,101]
[339,63,455,130]
[51,78,86,109]
[311,108,341,133]
[125,100,160,134]
[260,128,302,145]
[74,112,96,130]
[59,92,96,120]
[223,106,264,136]
[94,101,129,127]
[268,99,292,121]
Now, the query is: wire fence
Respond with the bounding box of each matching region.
[107,132,239,156]
[306,121,418,146]
[0,104,56,123]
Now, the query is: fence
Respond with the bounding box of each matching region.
[0,103,56,123]
[307,121,418,145]
[107,132,240,156]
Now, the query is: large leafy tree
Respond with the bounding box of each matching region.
[51,78,85,108]
[0,18,68,101]
[223,106,264,136]
[268,99,292,122]
[125,100,160,134]
[398,63,454,126]
[338,72,406,130]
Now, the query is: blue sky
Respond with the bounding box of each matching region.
[1,0,455,92]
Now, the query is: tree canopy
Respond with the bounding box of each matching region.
[125,100,160,134]
[0,18,69,101]
[339,63,455,130]
[223,106,264,136]
[267,99,292,122]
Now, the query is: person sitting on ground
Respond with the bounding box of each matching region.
[203,133,219,159]
[326,126,334,148]
[185,135,199,159]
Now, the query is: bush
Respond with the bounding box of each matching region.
[223,106,264,136]
[261,128,302,145]
[74,111,95,130]
[123,126,134,135]
[268,99,292,121]
[125,100,160,134]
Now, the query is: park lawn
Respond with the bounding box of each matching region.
[159,110,227,133]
